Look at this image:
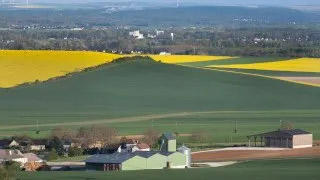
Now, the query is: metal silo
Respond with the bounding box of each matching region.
[177,145,191,167]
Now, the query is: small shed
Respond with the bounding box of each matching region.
[247,129,312,149]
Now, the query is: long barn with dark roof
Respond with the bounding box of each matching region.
[85,133,190,171]
[248,129,312,149]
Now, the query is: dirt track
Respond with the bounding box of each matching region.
[192,147,320,162]
[277,76,320,86]
[0,110,273,130]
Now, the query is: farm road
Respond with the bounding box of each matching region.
[0,110,279,130]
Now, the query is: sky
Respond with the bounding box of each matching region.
[12,0,320,6]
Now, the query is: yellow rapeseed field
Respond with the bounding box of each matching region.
[150,55,234,64]
[0,50,122,88]
[209,58,320,73]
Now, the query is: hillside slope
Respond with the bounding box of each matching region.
[0,58,320,126]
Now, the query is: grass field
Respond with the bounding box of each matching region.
[0,50,122,88]
[19,158,320,180]
[0,58,320,142]
[210,58,320,73]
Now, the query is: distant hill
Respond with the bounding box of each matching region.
[109,6,320,27]
[1,57,320,126]
[1,6,319,28]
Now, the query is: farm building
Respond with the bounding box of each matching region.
[160,132,176,152]
[248,129,312,149]
[85,151,186,171]
[0,139,20,149]
[85,132,189,171]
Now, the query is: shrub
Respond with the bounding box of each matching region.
[46,149,59,161]
[0,161,20,180]
[68,147,84,157]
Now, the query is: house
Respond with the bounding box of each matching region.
[0,139,20,149]
[29,139,47,151]
[159,52,171,55]
[129,30,144,39]
[85,133,190,171]
[23,153,43,163]
[117,138,139,153]
[247,129,313,149]
[22,153,44,171]
[156,30,164,36]
[131,143,150,152]
[0,149,28,166]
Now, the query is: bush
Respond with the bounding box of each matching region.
[68,147,83,157]
[0,161,20,180]
[46,149,59,161]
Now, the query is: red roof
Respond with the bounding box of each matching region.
[137,143,150,149]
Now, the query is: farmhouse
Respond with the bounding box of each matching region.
[0,139,20,149]
[248,129,312,149]
[85,133,190,171]
[0,149,28,165]
[132,143,151,152]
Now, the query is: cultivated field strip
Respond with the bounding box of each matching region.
[0,50,122,88]
[209,58,320,73]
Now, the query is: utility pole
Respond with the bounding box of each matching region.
[36,120,40,134]
[234,120,238,134]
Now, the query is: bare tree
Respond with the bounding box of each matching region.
[77,125,118,148]
[281,121,294,130]
[51,126,74,141]
[143,128,160,148]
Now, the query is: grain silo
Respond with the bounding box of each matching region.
[177,145,191,167]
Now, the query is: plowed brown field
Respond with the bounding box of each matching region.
[192,147,320,162]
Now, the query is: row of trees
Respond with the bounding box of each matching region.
[1,28,320,57]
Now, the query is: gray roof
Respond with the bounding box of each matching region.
[177,145,190,151]
[162,132,176,140]
[85,151,177,164]
[249,129,311,138]
[85,153,136,164]
[0,150,24,161]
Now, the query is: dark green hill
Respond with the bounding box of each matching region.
[0,58,320,126]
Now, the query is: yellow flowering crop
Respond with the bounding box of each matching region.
[209,58,320,73]
[149,55,234,64]
[0,50,122,88]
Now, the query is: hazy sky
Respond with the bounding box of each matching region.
[25,0,320,6]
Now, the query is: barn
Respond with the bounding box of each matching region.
[248,129,313,149]
[85,132,189,171]
[85,151,186,171]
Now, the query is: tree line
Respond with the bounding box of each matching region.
[1,27,320,57]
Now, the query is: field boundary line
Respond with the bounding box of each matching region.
[179,64,320,88]
[192,147,289,154]
[1,109,317,130]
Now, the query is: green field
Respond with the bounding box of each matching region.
[1,58,320,142]
[19,158,320,180]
